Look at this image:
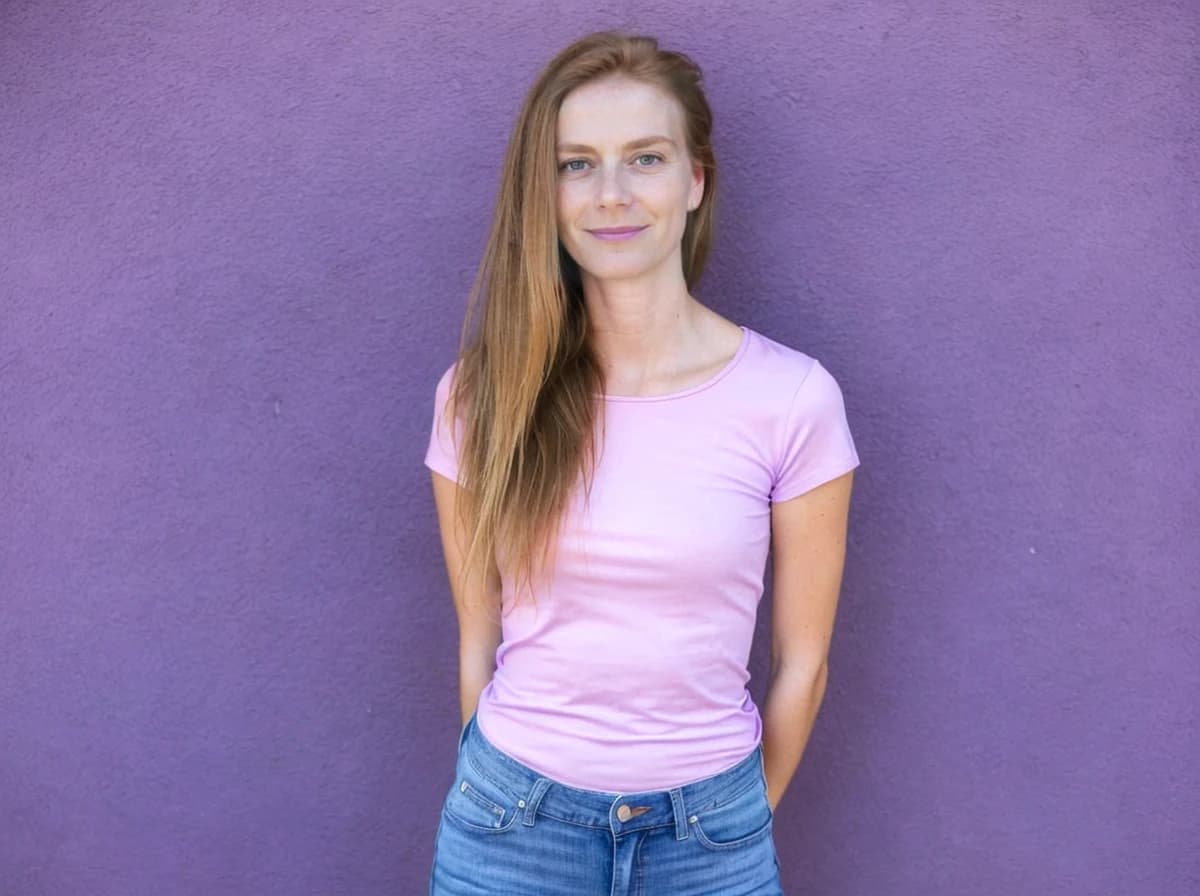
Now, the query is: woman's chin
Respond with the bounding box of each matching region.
[578,258,667,283]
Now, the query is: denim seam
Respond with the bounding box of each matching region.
[534,810,677,833]
[699,779,759,810]
[440,803,521,836]
[466,750,527,805]
[691,815,774,851]
[458,781,505,817]
[633,831,648,896]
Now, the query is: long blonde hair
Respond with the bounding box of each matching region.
[444,30,719,609]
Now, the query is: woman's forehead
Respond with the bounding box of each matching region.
[557,80,683,144]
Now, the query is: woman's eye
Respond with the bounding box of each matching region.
[559,154,663,173]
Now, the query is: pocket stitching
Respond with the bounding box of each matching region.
[692,813,773,851]
[690,781,774,851]
[443,779,521,835]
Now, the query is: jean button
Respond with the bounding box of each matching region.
[616,805,632,822]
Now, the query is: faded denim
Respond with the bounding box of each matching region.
[430,713,783,895]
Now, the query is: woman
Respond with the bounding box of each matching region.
[424,30,859,895]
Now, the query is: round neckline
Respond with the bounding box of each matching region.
[600,325,752,403]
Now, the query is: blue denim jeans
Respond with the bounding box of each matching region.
[430,713,783,895]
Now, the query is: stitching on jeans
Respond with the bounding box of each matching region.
[633,831,648,896]
[536,810,676,832]
[458,780,505,817]
[691,779,758,814]
[465,751,523,805]
[609,830,618,896]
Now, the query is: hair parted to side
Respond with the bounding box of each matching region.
[444,30,719,613]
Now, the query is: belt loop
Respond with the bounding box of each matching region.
[522,778,552,827]
[669,788,689,841]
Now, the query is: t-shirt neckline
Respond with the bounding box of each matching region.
[601,325,752,403]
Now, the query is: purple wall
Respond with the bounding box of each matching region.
[3,2,1197,894]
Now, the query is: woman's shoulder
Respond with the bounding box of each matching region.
[740,326,823,391]
[435,358,460,391]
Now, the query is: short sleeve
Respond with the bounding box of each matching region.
[769,359,861,503]
[424,361,464,484]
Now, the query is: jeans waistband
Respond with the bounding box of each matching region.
[455,713,766,840]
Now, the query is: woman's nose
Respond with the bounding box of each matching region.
[596,164,632,207]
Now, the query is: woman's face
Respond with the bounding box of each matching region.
[555,75,704,289]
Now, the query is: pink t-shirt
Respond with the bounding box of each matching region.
[424,325,860,792]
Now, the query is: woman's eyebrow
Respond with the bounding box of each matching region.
[556,135,677,153]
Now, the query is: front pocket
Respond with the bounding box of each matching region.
[690,780,774,851]
[442,773,520,835]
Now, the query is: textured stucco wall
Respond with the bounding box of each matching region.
[2,2,1197,894]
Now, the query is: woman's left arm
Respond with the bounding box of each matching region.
[761,469,855,811]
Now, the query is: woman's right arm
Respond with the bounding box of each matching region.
[430,469,503,728]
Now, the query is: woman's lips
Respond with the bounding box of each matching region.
[587,226,648,242]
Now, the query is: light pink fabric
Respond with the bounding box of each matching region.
[424,325,860,791]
